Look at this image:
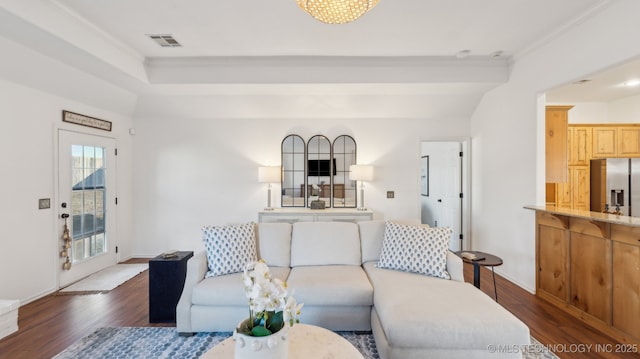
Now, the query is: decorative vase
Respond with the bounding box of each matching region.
[234,320,289,359]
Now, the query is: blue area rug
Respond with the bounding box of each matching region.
[52,327,379,359]
[52,326,557,359]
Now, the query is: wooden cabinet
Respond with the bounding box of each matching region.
[555,165,589,210]
[536,212,568,302]
[571,166,590,210]
[618,127,640,157]
[569,219,611,324]
[592,127,617,158]
[554,124,640,211]
[568,126,591,165]
[533,209,640,346]
[611,225,640,340]
[545,106,571,182]
[592,126,640,158]
[555,181,572,209]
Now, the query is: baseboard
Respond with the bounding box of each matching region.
[493,268,536,295]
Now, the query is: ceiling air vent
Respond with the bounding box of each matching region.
[147,34,181,48]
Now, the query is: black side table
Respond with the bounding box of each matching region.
[149,251,193,323]
[456,251,503,302]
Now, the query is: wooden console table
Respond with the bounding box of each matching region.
[525,205,640,346]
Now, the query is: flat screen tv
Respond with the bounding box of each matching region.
[308,159,336,176]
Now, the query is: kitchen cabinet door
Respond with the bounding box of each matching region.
[536,212,569,303]
[612,240,640,339]
[617,127,640,157]
[571,165,590,211]
[592,127,617,158]
[568,126,591,165]
[556,180,572,208]
[546,106,570,182]
[570,225,612,324]
[611,225,640,340]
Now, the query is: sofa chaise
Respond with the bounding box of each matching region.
[176,220,530,358]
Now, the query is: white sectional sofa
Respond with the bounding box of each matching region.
[176,220,530,358]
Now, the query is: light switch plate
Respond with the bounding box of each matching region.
[387,191,395,199]
[39,198,51,209]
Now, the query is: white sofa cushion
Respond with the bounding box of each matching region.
[359,220,385,263]
[287,265,373,306]
[257,222,292,267]
[192,267,290,306]
[290,222,361,266]
[364,262,530,350]
[377,221,451,280]
[202,222,257,278]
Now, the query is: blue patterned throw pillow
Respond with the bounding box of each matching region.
[203,222,257,278]
[377,221,452,280]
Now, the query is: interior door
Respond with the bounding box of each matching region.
[421,141,463,251]
[58,130,117,287]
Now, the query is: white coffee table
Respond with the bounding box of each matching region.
[200,324,364,359]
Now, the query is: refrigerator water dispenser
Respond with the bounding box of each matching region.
[611,189,624,207]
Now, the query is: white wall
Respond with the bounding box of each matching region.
[470,0,640,292]
[567,102,609,123]
[0,38,136,303]
[132,112,470,256]
[608,94,640,122]
[551,96,640,124]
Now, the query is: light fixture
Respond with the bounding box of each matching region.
[296,0,380,24]
[258,166,281,211]
[349,164,374,211]
[623,79,640,87]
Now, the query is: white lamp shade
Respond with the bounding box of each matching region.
[349,165,373,181]
[258,166,281,183]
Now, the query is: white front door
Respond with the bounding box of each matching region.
[58,130,117,287]
[421,141,464,251]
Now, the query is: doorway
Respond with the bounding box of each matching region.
[58,130,118,287]
[420,140,468,251]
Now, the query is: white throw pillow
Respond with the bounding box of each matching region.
[202,222,257,278]
[377,221,451,280]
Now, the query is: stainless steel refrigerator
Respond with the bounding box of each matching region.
[590,158,640,216]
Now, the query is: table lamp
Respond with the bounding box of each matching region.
[349,164,373,211]
[258,166,281,211]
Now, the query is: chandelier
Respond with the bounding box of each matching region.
[296,0,380,24]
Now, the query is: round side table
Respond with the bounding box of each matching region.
[456,251,503,302]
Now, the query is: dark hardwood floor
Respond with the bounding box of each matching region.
[0,259,637,359]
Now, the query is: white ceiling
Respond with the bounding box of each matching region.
[53,0,603,58]
[546,57,640,103]
[2,0,636,107]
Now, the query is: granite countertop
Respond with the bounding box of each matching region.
[524,205,640,228]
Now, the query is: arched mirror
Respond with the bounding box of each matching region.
[307,135,332,209]
[332,135,357,208]
[281,135,306,207]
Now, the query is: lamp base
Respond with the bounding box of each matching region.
[356,207,367,211]
[264,207,275,211]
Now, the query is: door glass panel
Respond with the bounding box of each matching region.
[71,144,107,263]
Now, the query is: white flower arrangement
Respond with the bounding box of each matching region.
[237,260,303,337]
